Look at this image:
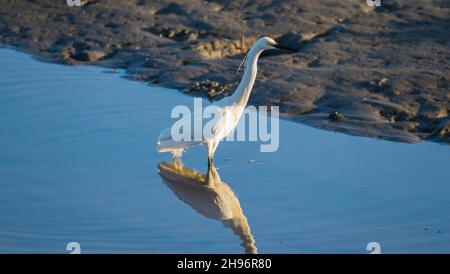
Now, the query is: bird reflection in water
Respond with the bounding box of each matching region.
[158,160,257,254]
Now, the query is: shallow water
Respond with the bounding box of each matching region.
[0,48,449,253]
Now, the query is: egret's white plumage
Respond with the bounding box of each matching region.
[157,37,297,165]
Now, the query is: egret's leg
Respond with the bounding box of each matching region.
[211,141,219,161]
[206,142,214,167]
[211,141,220,161]
[206,141,219,171]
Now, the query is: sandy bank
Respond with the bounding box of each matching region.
[0,0,449,143]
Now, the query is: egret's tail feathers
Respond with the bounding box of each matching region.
[157,128,202,157]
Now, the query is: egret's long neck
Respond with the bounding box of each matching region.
[231,47,262,106]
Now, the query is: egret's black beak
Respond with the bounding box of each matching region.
[273,43,299,52]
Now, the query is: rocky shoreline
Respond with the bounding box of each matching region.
[1,0,449,143]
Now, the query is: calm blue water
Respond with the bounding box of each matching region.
[0,48,449,253]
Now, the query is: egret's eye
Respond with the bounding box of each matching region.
[266,41,271,46]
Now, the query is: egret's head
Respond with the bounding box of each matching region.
[256,36,299,52]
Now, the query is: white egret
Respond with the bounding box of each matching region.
[157,37,298,168]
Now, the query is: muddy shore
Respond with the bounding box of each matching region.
[1,0,449,143]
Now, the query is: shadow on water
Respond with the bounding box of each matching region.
[158,160,257,254]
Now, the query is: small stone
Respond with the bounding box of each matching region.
[213,40,221,50]
[60,47,74,61]
[378,77,389,87]
[10,26,20,33]
[188,32,198,41]
[207,89,216,97]
[72,50,107,62]
[167,29,176,38]
[329,111,344,121]
[439,125,450,137]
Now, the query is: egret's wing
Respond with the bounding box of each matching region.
[210,105,242,140]
[157,103,237,152]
